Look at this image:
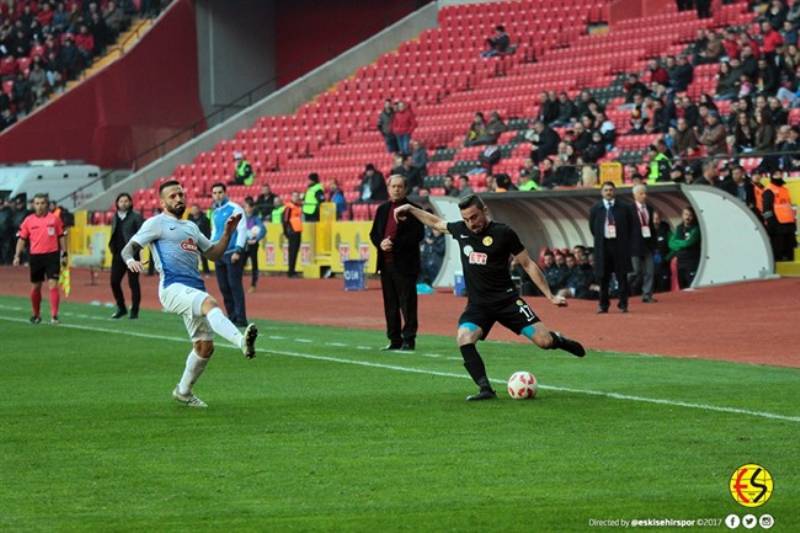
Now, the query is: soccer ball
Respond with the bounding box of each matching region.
[507,371,537,400]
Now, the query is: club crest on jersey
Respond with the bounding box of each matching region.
[482,236,493,246]
[180,238,198,252]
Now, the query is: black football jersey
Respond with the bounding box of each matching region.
[447,220,525,304]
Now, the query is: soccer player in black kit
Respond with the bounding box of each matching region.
[394,195,585,401]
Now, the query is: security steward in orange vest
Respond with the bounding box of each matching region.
[761,172,797,261]
[283,191,304,278]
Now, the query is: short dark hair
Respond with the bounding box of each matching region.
[33,193,48,201]
[115,192,132,206]
[601,181,616,189]
[210,182,226,193]
[159,179,181,194]
[244,196,254,206]
[458,194,485,210]
[308,173,320,183]
[544,250,554,258]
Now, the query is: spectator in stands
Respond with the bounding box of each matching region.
[575,89,600,117]
[755,108,776,150]
[481,25,510,58]
[104,1,129,36]
[485,111,507,142]
[646,58,669,87]
[302,173,325,222]
[231,151,254,186]
[557,253,599,301]
[673,118,698,157]
[391,155,418,190]
[358,164,388,203]
[44,50,63,89]
[377,99,397,153]
[628,106,648,135]
[528,119,560,163]
[756,56,780,94]
[283,191,303,278]
[597,112,617,148]
[668,206,702,288]
[698,111,728,156]
[730,164,758,213]
[442,175,460,197]
[0,108,17,131]
[410,140,428,187]
[28,60,47,106]
[624,73,649,104]
[768,96,788,124]
[629,185,657,303]
[583,131,607,164]
[762,170,797,260]
[696,30,724,65]
[669,55,694,92]
[255,183,277,220]
[722,29,741,60]
[761,21,784,60]
[457,175,474,196]
[75,24,95,62]
[734,111,757,152]
[696,161,717,186]
[716,61,741,100]
[188,204,211,274]
[518,167,539,191]
[589,181,633,313]
[391,100,416,155]
[762,0,789,29]
[690,28,710,59]
[537,91,560,125]
[52,2,70,32]
[552,92,576,126]
[419,224,445,286]
[538,158,557,188]
[59,34,82,80]
[465,112,488,146]
[776,124,800,170]
[740,44,759,79]
[652,210,672,292]
[12,71,32,115]
[781,19,797,46]
[494,173,516,192]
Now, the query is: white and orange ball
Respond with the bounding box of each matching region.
[507,371,537,400]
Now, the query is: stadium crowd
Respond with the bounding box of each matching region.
[0,0,165,131]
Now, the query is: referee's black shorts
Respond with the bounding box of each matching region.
[458,296,540,339]
[30,252,61,283]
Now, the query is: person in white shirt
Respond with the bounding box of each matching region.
[121,180,258,408]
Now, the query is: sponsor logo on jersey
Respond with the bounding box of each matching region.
[482,236,493,246]
[180,238,198,252]
[469,252,488,265]
[463,245,474,257]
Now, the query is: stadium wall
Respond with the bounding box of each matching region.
[0,0,204,169]
[274,0,422,87]
[430,185,775,289]
[81,2,439,211]
[194,0,277,118]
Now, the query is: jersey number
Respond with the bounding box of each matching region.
[519,303,535,322]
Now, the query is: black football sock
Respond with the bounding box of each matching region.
[460,344,493,391]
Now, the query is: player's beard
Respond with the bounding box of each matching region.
[167,203,186,218]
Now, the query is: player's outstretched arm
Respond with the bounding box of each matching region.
[122,241,145,272]
[204,213,242,261]
[394,204,449,234]
[515,250,567,306]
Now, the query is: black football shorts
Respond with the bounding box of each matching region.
[458,297,540,339]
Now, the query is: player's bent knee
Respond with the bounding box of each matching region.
[194,340,214,358]
[457,325,481,346]
[200,296,218,315]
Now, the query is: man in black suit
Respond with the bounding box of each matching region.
[188,204,211,274]
[369,175,424,351]
[589,182,634,313]
[358,164,388,203]
[628,184,657,303]
[529,120,560,164]
[109,192,143,319]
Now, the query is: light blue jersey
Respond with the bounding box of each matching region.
[130,213,213,291]
[211,198,247,257]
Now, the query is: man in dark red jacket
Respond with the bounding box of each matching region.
[391,100,417,156]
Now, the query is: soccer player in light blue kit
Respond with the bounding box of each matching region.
[121,180,258,408]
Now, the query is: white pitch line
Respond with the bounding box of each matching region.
[0,314,797,424]
[325,342,348,348]
[294,338,313,344]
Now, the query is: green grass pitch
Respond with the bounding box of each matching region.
[1,295,798,531]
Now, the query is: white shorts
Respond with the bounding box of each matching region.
[159,283,213,342]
